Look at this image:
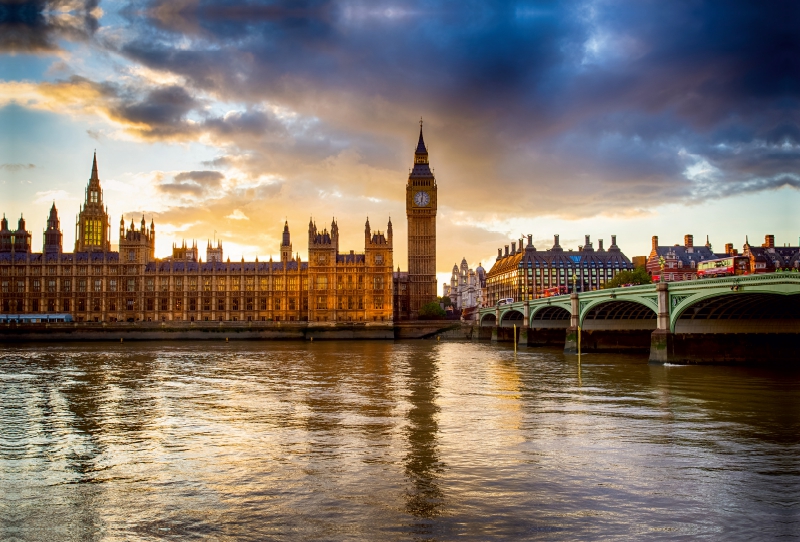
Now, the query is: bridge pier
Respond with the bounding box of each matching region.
[518,326,529,347]
[649,282,672,363]
[649,329,672,363]
[490,326,498,343]
[564,326,579,354]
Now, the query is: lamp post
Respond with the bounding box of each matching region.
[659,256,666,282]
[571,272,577,294]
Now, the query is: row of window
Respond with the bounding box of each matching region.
[0,266,120,276]
[2,276,387,293]
[1,279,128,293]
[2,294,388,313]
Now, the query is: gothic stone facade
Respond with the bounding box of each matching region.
[405,121,438,318]
[1,155,393,323]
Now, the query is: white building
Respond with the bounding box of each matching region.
[442,257,486,320]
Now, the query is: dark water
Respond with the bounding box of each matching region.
[1,341,799,541]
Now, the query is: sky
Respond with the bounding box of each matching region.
[1,0,798,290]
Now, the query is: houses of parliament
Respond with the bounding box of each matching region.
[0,125,439,322]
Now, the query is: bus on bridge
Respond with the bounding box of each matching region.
[697,256,749,278]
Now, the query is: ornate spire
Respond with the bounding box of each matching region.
[282,220,291,247]
[415,117,427,155]
[91,151,99,180]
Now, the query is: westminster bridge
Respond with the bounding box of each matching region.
[475,273,800,364]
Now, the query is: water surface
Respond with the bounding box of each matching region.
[2,341,798,540]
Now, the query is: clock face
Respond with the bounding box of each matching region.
[414,191,430,207]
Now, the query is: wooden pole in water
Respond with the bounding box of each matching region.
[513,324,517,354]
[577,325,581,364]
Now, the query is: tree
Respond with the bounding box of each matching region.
[439,296,453,308]
[603,267,653,289]
[418,301,446,319]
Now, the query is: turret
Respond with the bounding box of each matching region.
[43,203,63,254]
[280,220,292,263]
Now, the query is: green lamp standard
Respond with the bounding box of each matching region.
[571,272,577,294]
[659,256,666,282]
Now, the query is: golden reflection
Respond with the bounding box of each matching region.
[487,355,523,432]
[403,348,445,519]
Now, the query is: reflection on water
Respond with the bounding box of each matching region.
[1,341,799,540]
[403,348,444,523]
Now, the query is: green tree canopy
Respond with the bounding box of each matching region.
[418,301,446,319]
[439,296,453,308]
[603,267,653,289]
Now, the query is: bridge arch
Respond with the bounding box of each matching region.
[500,309,524,327]
[529,305,571,327]
[580,299,657,330]
[480,313,497,326]
[672,292,800,333]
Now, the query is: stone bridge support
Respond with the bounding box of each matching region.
[649,282,672,363]
[564,294,580,354]
[518,301,530,347]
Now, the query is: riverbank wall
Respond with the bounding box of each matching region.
[0,321,465,342]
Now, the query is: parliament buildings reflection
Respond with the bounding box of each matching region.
[0,154,394,323]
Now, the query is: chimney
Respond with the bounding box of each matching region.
[497,248,502,259]
[611,235,617,249]
[584,235,591,249]
[519,238,524,252]
[553,234,560,249]
[511,241,516,254]
[504,245,509,256]
[725,243,733,255]
[764,234,775,248]
[527,234,532,247]
[684,234,693,248]
[598,239,604,251]
[651,236,658,251]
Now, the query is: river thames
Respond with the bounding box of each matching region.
[2,341,798,540]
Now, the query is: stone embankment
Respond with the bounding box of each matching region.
[0,321,464,342]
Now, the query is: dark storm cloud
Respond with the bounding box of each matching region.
[111,85,200,137]
[0,0,100,52]
[108,0,799,211]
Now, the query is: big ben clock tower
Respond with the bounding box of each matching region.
[406,119,437,318]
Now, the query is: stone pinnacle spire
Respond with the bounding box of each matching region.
[415,117,427,154]
[91,151,99,180]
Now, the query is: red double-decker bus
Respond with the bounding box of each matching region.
[696,256,749,278]
[541,286,567,298]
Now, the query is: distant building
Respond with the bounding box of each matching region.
[645,234,725,281]
[485,234,633,305]
[631,256,647,268]
[443,257,486,319]
[743,235,800,273]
